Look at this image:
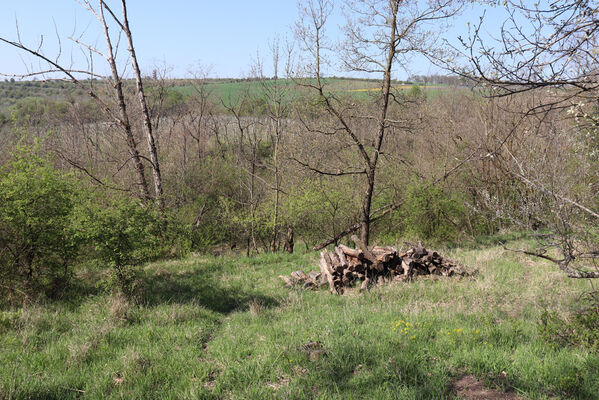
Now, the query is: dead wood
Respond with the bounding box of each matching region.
[281,242,471,294]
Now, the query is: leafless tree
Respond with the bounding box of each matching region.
[459,0,599,278]
[223,90,263,255]
[295,0,462,245]
[0,0,164,208]
[254,37,295,252]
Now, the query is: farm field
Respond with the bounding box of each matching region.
[172,78,452,103]
[1,239,597,399]
[0,78,453,113]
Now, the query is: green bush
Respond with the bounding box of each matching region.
[72,199,166,297]
[398,183,468,243]
[0,146,79,304]
[539,304,599,350]
[407,84,423,98]
[282,180,358,248]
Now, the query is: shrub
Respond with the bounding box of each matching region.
[398,183,468,243]
[539,303,599,350]
[72,199,166,298]
[0,146,79,304]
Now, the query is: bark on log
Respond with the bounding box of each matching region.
[282,243,470,293]
[359,277,370,292]
[335,246,348,267]
[351,235,378,266]
[338,244,363,259]
[319,251,336,293]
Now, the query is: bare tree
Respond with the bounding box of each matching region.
[459,0,599,278]
[295,0,462,245]
[0,0,164,208]
[254,37,295,252]
[223,91,263,255]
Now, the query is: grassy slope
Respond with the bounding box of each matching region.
[1,243,597,399]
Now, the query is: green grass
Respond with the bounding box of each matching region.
[172,78,455,104]
[1,243,598,399]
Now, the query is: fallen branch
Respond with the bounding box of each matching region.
[312,201,404,250]
[504,246,599,279]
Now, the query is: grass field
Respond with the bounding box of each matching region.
[172,78,452,104]
[1,240,597,399]
[0,78,453,113]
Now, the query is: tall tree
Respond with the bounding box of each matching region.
[295,0,462,245]
[254,37,295,252]
[0,0,163,207]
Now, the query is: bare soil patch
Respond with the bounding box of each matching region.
[453,375,522,400]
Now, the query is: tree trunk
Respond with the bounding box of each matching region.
[361,172,375,245]
[120,0,164,210]
[285,226,294,254]
[98,1,150,201]
[359,2,398,246]
[271,118,281,252]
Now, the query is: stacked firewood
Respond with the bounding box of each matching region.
[279,235,469,294]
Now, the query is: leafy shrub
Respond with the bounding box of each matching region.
[282,179,358,248]
[407,84,423,98]
[539,304,599,350]
[0,146,79,304]
[398,183,468,243]
[72,199,166,297]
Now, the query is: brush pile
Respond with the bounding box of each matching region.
[280,235,469,294]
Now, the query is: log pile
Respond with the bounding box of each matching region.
[279,235,469,294]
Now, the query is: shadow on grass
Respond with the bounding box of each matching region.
[139,265,279,314]
[442,231,530,251]
[301,342,450,399]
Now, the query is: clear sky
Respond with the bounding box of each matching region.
[0,1,506,80]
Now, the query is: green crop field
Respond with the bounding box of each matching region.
[171,78,453,104]
[1,238,597,399]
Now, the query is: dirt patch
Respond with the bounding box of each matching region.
[453,375,522,400]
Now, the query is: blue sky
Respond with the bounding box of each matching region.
[0,1,506,80]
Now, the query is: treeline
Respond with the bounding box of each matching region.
[407,75,470,86]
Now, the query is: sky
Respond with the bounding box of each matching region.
[0,1,507,80]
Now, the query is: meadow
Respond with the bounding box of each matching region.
[1,239,597,399]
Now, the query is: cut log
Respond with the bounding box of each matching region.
[350,235,378,265]
[359,277,370,292]
[291,270,308,282]
[329,252,341,268]
[402,259,412,277]
[282,242,470,294]
[279,275,294,288]
[338,244,363,259]
[348,257,362,268]
[322,249,335,274]
[308,271,321,282]
[319,251,336,293]
[375,252,394,263]
[335,246,348,267]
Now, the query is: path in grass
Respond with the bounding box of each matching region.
[1,244,597,399]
